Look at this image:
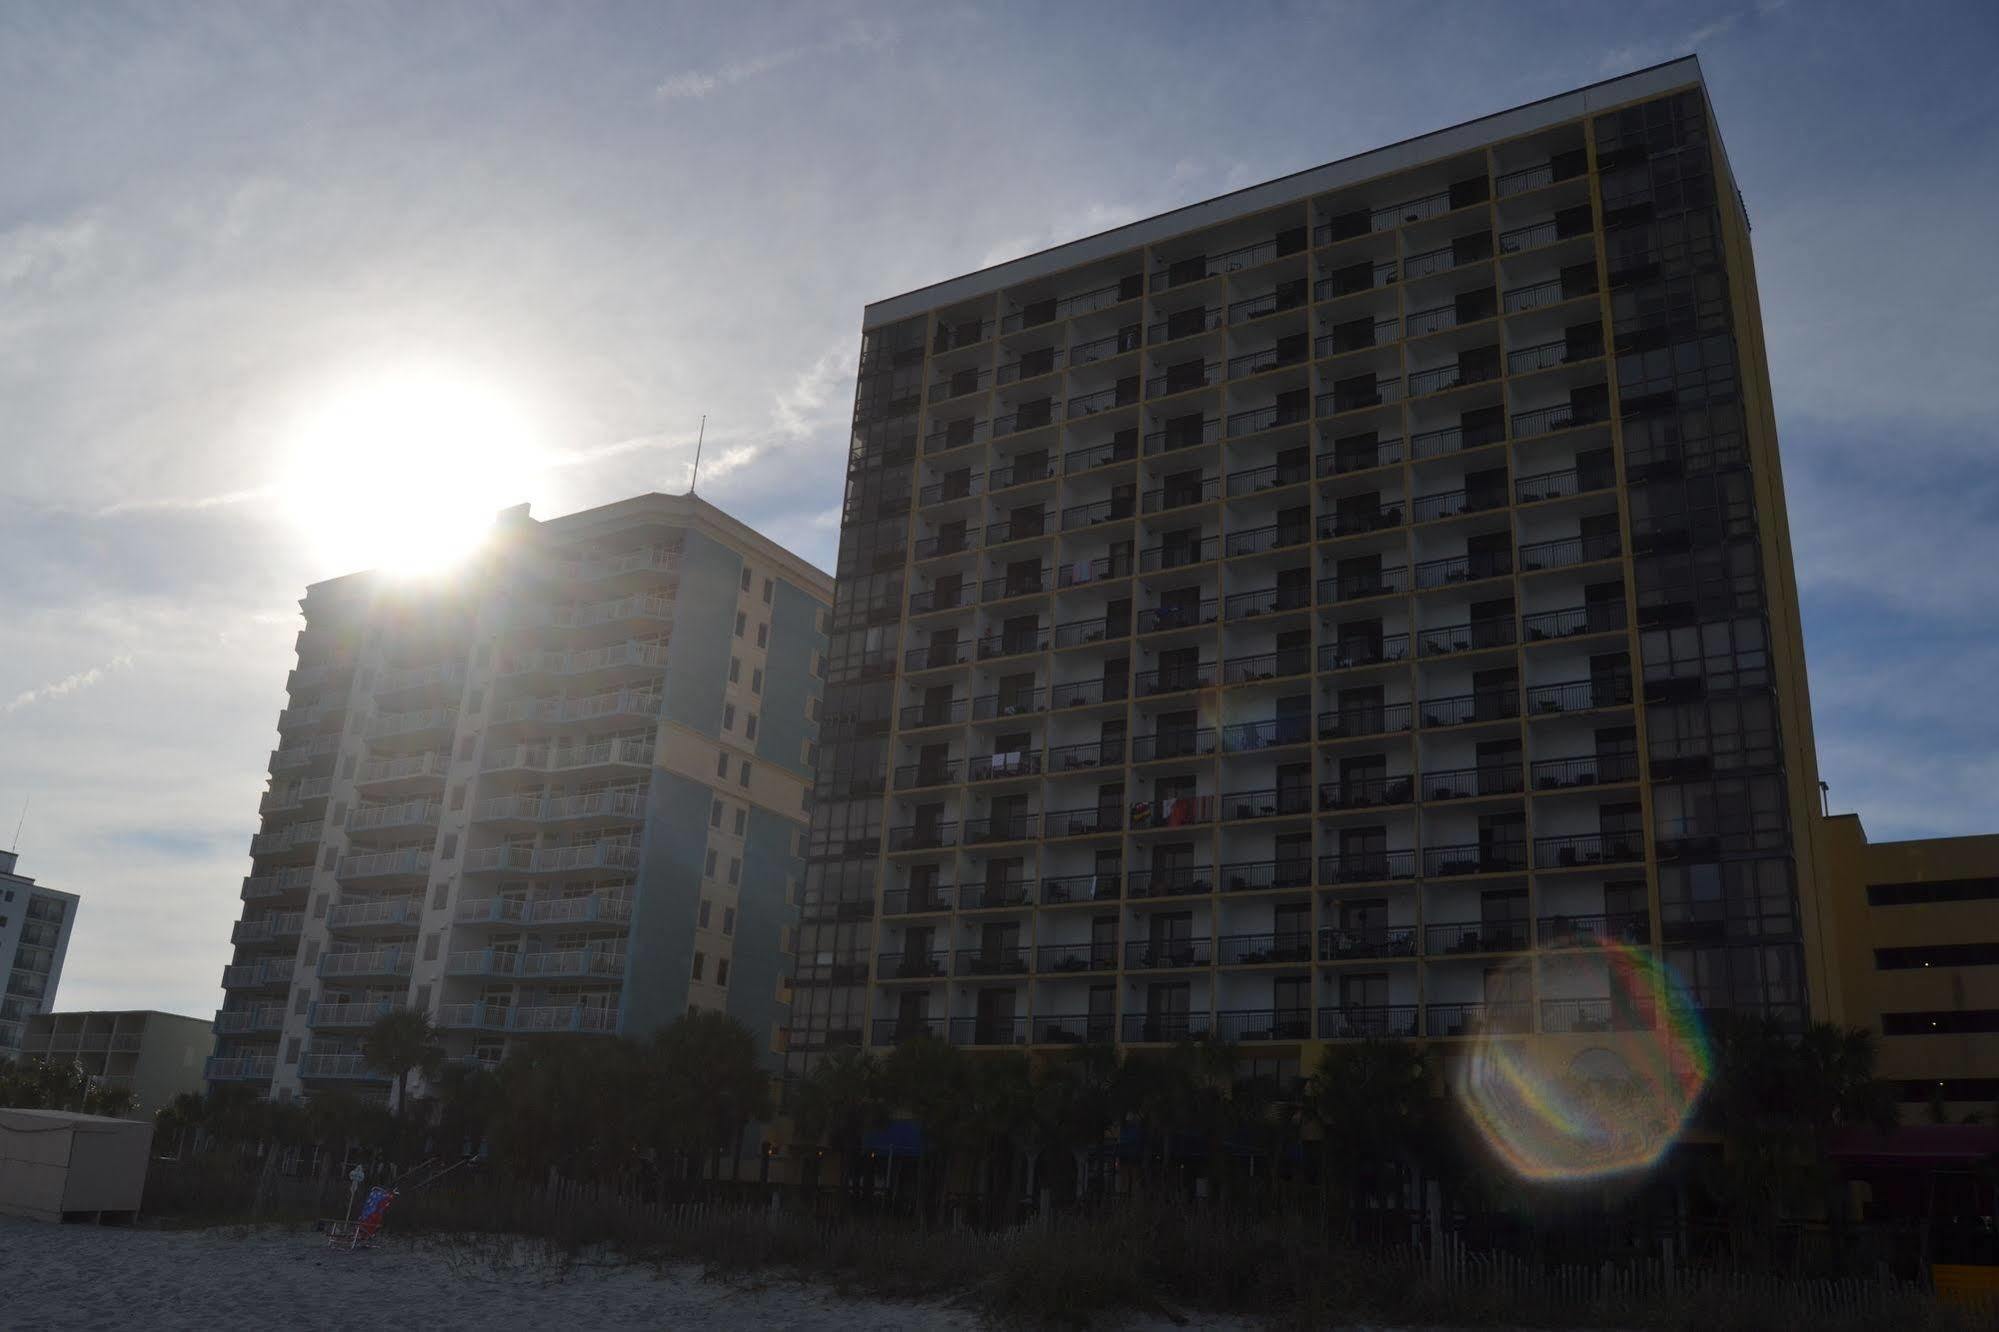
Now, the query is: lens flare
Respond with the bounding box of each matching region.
[1455,945,1711,1182]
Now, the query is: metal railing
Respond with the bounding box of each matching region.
[1425,1001,1534,1037]
[1124,937,1211,969]
[1422,843,1529,877]
[1129,728,1216,763]
[1542,997,1657,1034]
[1414,550,1511,588]
[1515,466,1613,504]
[1421,763,1524,800]
[955,946,1030,976]
[1418,618,1517,657]
[907,583,973,616]
[902,642,969,672]
[876,950,949,980]
[892,760,961,790]
[1526,678,1632,715]
[1069,327,1142,367]
[898,697,968,728]
[1317,434,1404,476]
[871,1016,945,1044]
[1217,932,1312,966]
[1318,634,1410,669]
[1534,831,1645,869]
[1319,501,1404,537]
[1039,871,1122,902]
[1428,918,1531,953]
[1410,418,1506,460]
[1121,1012,1214,1043]
[1061,497,1133,530]
[923,419,990,452]
[1064,435,1138,473]
[1512,398,1609,438]
[1142,417,1222,455]
[1319,926,1417,961]
[975,623,1051,656]
[1220,649,1310,684]
[1317,702,1413,739]
[1412,484,1507,523]
[1537,912,1651,948]
[881,886,954,915]
[1053,614,1128,648]
[1318,774,1414,810]
[1217,1008,1313,1041]
[1220,859,1313,892]
[1530,752,1639,789]
[1049,677,1127,710]
[1126,865,1215,898]
[1058,554,1133,586]
[1517,531,1622,571]
[1219,787,1313,819]
[1146,307,1226,344]
[1319,1005,1419,1039]
[1135,599,1217,633]
[962,815,1040,846]
[950,1016,1029,1046]
[1522,604,1627,641]
[1316,377,1403,415]
[970,687,1046,721]
[1317,850,1416,883]
[1134,662,1214,695]
[1032,1014,1117,1044]
[886,823,958,852]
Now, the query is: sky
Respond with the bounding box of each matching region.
[3,0,1995,1018]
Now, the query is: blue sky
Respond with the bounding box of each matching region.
[2,1,1994,1015]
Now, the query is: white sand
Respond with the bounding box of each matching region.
[0,1216,1268,1330]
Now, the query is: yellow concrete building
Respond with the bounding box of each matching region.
[1824,814,1999,1123]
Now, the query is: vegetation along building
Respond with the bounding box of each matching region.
[211,494,830,1101]
[22,1010,211,1117]
[784,55,1843,1098]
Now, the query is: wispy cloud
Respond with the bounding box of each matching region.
[654,21,893,101]
[4,654,133,715]
[0,212,102,288]
[93,485,275,517]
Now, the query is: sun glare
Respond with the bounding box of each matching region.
[278,370,540,577]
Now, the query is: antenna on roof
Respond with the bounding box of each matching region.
[687,415,707,495]
[10,795,27,853]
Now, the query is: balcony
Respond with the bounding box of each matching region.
[299,1051,392,1081]
[970,688,1045,722]
[1053,613,1129,648]
[1541,997,1656,1035]
[1217,932,1311,966]
[1317,703,1413,740]
[1319,924,1417,961]
[1318,634,1409,670]
[356,751,451,789]
[882,886,954,915]
[907,583,975,616]
[1064,433,1139,473]
[1135,599,1217,633]
[1522,605,1627,642]
[347,800,442,837]
[249,821,322,856]
[1319,1004,1419,1039]
[1137,535,1219,573]
[1411,483,1506,523]
[887,823,958,853]
[317,947,415,980]
[437,1001,514,1033]
[1042,805,1123,838]
[1426,918,1530,955]
[1032,1013,1117,1044]
[903,641,971,673]
[212,1005,285,1035]
[308,999,401,1030]
[1049,677,1127,710]
[1121,1012,1214,1043]
[1517,532,1622,572]
[1226,401,1311,440]
[1421,763,1523,801]
[205,1055,277,1082]
[1221,787,1312,820]
[955,945,1030,977]
[1537,912,1650,949]
[1512,397,1609,440]
[1503,276,1595,316]
[1414,551,1511,589]
[1225,521,1312,559]
[1142,417,1221,456]
[1069,325,1143,368]
[1216,1008,1311,1041]
[893,759,961,791]
[1531,753,1639,791]
[1526,677,1632,716]
[1534,832,1644,870]
[1039,872,1122,904]
[912,528,979,561]
[968,751,1043,782]
[1125,937,1211,969]
[1220,649,1309,685]
[929,366,992,402]
[510,1005,620,1035]
[334,848,432,885]
[1318,500,1404,539]
[1313,256,1399,300]
[1316,377,1402,416]
[366,706,459,744]
[1037,941,1117,975]
[1317,850,1416,885]
[446,947,521,978]
[1314,316,1400,359]
[220,958,295,990]
[1406,358,1498,399]
[479,736,653,777]
[975,625,1050,659]
[1130,728,1216,763]
[1422,842,1528,877]
[1417,619,1516,658]
[525,893,633,927]
[560,547,683,584]
[1220,858,1312,893]
[872,1016,946,1045]
[270,734,340,773]
[1515,465,1614,505]
[898,697,968,729]
[949,1016,1029,1046]
[924,418,990,454]
[876,949,949,980]
[1318,433,1403,476]
[1134,661,1214,696]
[962,814,1039,846]
[1127,863,1214,898]
[230,913,304,946]
[1426,1001,1534,1037]
[325,896,423,928]
[520,947,627,980]
[1318,773,1414,811]
[1410,418,1507,461]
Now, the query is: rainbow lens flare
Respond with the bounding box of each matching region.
[1454,945,1711,1182]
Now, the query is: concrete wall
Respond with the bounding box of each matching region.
[623,771,716,1036]
[754,578,825,783]
[729,804,804,1070]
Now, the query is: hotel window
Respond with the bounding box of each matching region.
[699,899,712,928]
[717,958,731,987]
[745,714,759,740]
[740,568,752,592]
[735,612,747,638]
[762,578,773,604]
[692,951,705,981]
[756,623,768,648]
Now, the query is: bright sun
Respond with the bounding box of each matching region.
[278,369,540,576]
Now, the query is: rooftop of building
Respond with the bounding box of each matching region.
[28,1009,211,1028]
[863,55,1712,329]
[302,490,833,610]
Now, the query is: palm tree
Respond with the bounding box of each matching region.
[787,1046,886,1197]
[1030,1043,1123,1206]
[881,1034,967,1224]
[647,1011,773,1183]
[362,1009,444,1120]
[1299,1038,1435,1234]
[962,1051,1037,1223]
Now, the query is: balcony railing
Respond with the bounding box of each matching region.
[985,513,1051,546]
[1069,327,1143,367]
[1227,401,1311,439]
[1135,600,1217,634]
[1318,434,1403,476]
[996,349,1063,387]
[1039,871,1122,903]
[1517,531,1622,571]
[1522,604,1627,642]
[1067,384,1141,420]
[907,583,973,616]
[1526,677,1632,715]
[318,947,415,979]
[876,950,949,980]
[205,1054,277,1082]
[1537,912,1651,949]
[1217,1008,1312,1041]
[1531,752,1639,789]
[1121,1012,1214,1043]
[929,367,992,402]
[1511,394,1607,436]
[1423,912,1527,956]
[1410,418,1507,460]
[1316,378,1403,415]
[924,419,990,452]
[962,815,1039,846]
[975,623,1051,657]
[1129,728,1216,763]
[1406,359,1498,398]
[1317,850,1416,884]
[335,848,432,882]
[1422,842,1529,877]
[1217,932,1312,967]
[887,823,958,852]
[1143,417,1222,455]
[1319,925,1417,961]
[1134,662,1214,697]
[1042,804,1124,837]
[903,642,970,672]
[1062,497,1133,531]
[1535,831,1644,869]
[898,697,968,729]
[1421,764,1524,801]
[1418,618,1517,657]
[1228,341,1310,379]
[1427,1002,1535,1037]
[1142,476,1221,514]
[1220,648,1310,684]
[1318,501,1403,538]
[955,946,1030,976]
[1316,567,1407,605]
[1146,307,1225,344]
[1313,258,1399,298]
[893,760,961,790]
[1033,1013,1118,1044]
[1222,719,1312,754]
[1058,554,1133,587]
[1414,551,1511,589]
[1036,941,1117,974]
[1515,465,1614,504]
[1124,937,1211,969]
[1318,634,1409,670]
[1503,277,1593,314]
[1541,996,1654,1035]
[1049,677,1127,710]
[1127,865,1214,898]
[1317,702,1413,739]
[1320,1004,1419,1039]
[1318,773,1414,810]
[1220,787,1312,819]
[1412,484,1507,523]
[1220,858,1312,892]
[1225,521,1312,558]
[1137,535,1219,572]
[882,886,954,915]
[970,689,1045,722]
[950,1016,1029,1046]
[873,1016,946,1045]
[1052,613,1129,648]
[1314,317,1401,358]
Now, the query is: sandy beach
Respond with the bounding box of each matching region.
[0,1217,998,1330]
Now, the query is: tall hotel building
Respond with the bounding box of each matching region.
[211,495,830,1100]
[787,58,1835,1082]
[0,850,79,1063]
